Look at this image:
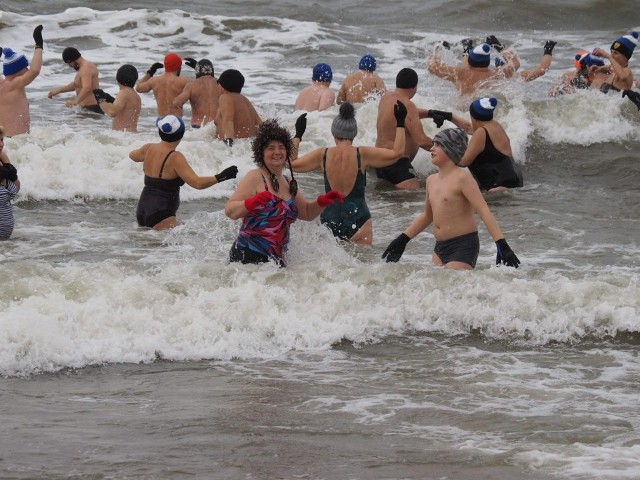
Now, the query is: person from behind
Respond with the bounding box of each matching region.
[291,100,406,244]
[382,128,520,270]
[0,25,44,136]
[214,69,262,145]
[135,53,189,117]
[0,126,21,240]
[592,31,637,93]
[427,40,520,96]
[294,63,335,112]
[423,97,523,192]
[336,54,387,105]
[375,67,433,190]
[92,64,141,132]
[224,119,344,267]
[48,47,103,114]
[129,115,238,230]
[173,58,222,128]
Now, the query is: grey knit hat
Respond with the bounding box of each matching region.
[433,128,468,165]
[331,102,357,140]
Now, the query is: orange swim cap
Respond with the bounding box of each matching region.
[164,53,182,73]
[574,51,587,70]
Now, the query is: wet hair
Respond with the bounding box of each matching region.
[251,119,298,197]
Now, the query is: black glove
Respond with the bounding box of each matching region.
[622,90,640,110]
[485,35,504,52]
[215,165,238,183]
[495,239,520,268]
[461,38,474,55]
[33,25,44,49]
[427,109,453,128]
[146,62,163,76]
[0,47,3,58]
[382,233,410,263]
[543,40,557,56]
[184,57,197,69]
[93,89,115,104]
[294,113,307,139]
[394,100,407,128]
[223,138,234,147]
[0,166,6,182]
[442,40,451,50]
[2,163,18,182]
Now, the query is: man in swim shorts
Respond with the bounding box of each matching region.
[375,68,432,190]
[48,47,103,114]
[382,128,520,270]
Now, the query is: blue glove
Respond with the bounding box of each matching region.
[382,233,410,263]
[496,239,520,268]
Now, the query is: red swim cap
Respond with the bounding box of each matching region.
[164,53,182,73]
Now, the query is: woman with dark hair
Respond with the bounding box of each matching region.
[225,118,344,266]
[130,114,238,230]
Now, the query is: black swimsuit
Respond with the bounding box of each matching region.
[136,150,185,228]
[469,127,523,191]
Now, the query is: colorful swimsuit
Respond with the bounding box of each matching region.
[230,176,299,266]
[320,147,371,240]
[469,127,523,191]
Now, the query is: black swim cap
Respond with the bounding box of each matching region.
[218,69,245,93]
[62,47,81,63]
[396,67,418,89]
[195,59,214,79]
[116,64,138,88]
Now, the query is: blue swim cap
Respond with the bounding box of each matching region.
[359,54,376,72]
[312,63,333,82]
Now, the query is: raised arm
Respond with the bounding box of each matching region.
[427,51,459,81]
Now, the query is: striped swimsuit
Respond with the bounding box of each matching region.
[0,180,18,240]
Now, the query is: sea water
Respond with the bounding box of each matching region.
[1,2,639,479]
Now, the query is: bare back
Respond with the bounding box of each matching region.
[75,61,101,107]
[337,71,386,104]
[322,145,363,195]
[215,93,262,139]
[294,83,335,112]
[187,76,222,126]
[147,74,190,117]
[110,88,141,132]
[376,91,422,159]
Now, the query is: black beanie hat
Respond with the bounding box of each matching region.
[396,67,418,89]
[62,47,81,63]
[116,64,138,88]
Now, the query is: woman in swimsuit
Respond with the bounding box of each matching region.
[0,126,20,240]
[225,119,344,266]
[129,115,238,230]
[290,101,407,244]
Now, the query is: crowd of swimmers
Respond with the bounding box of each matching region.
[0,24,638,270]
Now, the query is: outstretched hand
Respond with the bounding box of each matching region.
[544,40,557,56]
[622,89,640,110]
[394,100,407,127]
[215,165,239,183]
[485,35,504,52]
[147,62,163,77]
[382,233,410,263]
[294,113,307,139]
[427,109,453,128]
[461,38,474,54]
[244,190,275,212]
[316,190,344,207]
[184,57,197,69]
[93,89,115,104]
[33,25,44,49]
[495,239,520,268]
